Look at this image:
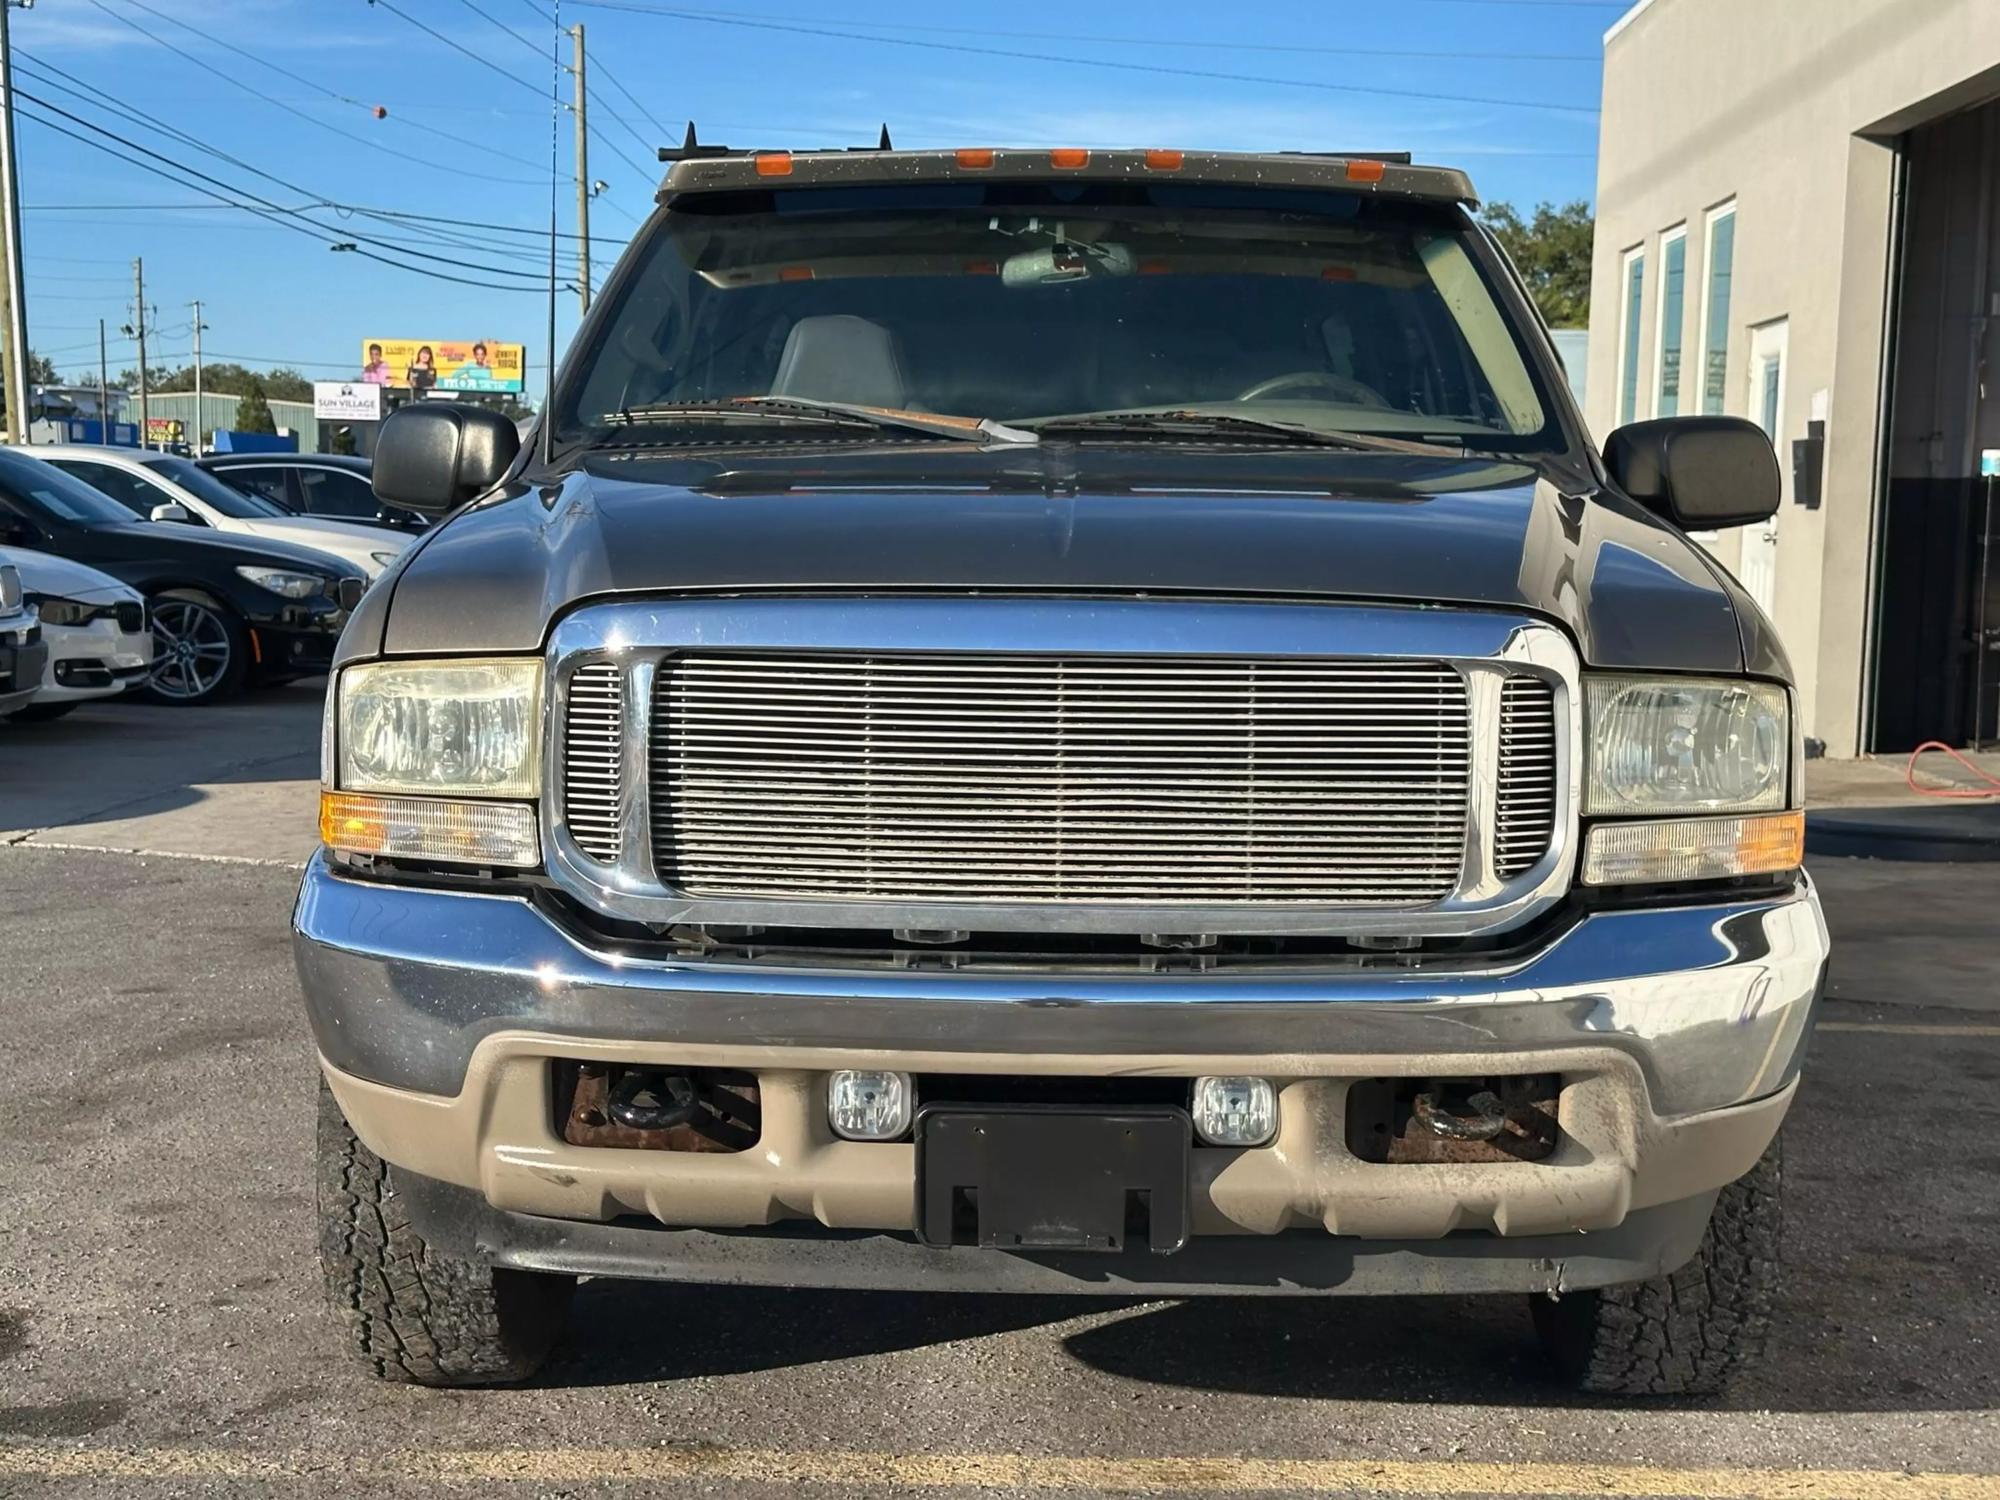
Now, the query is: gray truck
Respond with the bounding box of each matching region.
[295,144,1825,1394]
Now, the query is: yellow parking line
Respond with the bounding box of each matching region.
[1819,1022,2000,1037]
[2,1444,1998,1497]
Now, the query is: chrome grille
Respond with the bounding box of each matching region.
[1494,677,1558,878]
[562,661,624,863]
[651,653,1471,906]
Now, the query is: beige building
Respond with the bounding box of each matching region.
[1585,0,2000,756]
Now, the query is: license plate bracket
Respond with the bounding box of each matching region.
[915,1105,1190,1253]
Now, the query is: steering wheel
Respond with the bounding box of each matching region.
[1234,370,1390,406]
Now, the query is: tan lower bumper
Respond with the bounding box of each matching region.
[322,1031,1793,1242]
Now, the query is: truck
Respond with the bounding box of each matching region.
[294,144,1826,1395]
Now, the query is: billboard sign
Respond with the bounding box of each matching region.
[359,338,525,394]
[145,417,184,446]
[314,380,385,422]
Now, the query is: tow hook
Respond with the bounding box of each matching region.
[608,1070,699,1132]
[1412,1086,1516,1142]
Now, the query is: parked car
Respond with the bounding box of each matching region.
[0,444,363,705]
[0,561,46,718]
[295,145,1823,1395]
[33,444,410,579]
[200,453,429,533]
[0,546,151,720]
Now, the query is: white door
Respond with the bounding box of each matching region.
[1739,319,1787,616]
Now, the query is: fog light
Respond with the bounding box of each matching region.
[1192,1076,1278,1146]
[827,1070,912,1141]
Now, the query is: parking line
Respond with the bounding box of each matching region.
[1819,1021,2000,1037]
[1,1444,1997,1497]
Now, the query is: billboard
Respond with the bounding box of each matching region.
[314,381,385,422]
[359,338,525,394]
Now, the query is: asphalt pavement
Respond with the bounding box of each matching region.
[2,687,1998,1498]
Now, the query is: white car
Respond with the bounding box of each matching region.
[32,445,410,580]
[0,546,153,721]
[0,562,44,717]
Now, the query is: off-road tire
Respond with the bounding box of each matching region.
[316,1082,575,1386]
[1531,1134,1782,1397]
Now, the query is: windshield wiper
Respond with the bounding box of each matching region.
[1022,409,1466,457]
[604,397,1037,445]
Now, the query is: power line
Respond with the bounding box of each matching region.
[451,0,661,161]
[563,5,1603,63]
[77,0,544,186]
[566,2,1602,116]
[12,69,555,281]
[367,0,662,182]
[15,99,557,293]
[108,0,552,178]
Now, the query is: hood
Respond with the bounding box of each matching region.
[88,519,363,576]
[236,517,402,574]
[0,545,138,602]
[374,444,1767,675]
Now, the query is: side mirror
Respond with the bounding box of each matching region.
[372,403,521,517]
[1603,416,1781,531]
[149,501,195,525]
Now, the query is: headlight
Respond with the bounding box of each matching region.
[236,565,328,600]
[337,658,542,798]
[1585,675,1789,816]
[31,596,89,626]
[370,551,400,568]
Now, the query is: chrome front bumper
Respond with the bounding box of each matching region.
[293,851,1827,1118]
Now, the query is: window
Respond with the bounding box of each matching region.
[1653,226,1687,417]
[1617,246,1645,426]
[297,468,382,519]
[1698,202,1736,416]
[47,459,186,522]
[559,184,1562,450]
[217,466,296,509]
[141,456,291,519]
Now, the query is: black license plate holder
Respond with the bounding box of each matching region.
[915,1105,1190,1253]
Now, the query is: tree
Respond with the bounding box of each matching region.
[1482,199,1594,328]
[236,378,276,435]
[26,351,60,384]
[151,362,312,403]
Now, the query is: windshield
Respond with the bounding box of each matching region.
[144,455,292,519]
[0,449,147,525]
[557,183,1557,450]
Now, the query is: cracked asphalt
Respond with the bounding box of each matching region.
[1,689,1997,1497]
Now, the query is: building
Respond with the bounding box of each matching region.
[1585,0,2000,755]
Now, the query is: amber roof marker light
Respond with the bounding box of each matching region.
[754,151,794,177]
[1345,158,1387,183]
[956,148,995,169]
[1049,148,1090,169]
[1144,149,1185,172]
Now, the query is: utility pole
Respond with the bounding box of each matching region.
[131,258,149,447]
[97,318,107,439]
[571,23,590,316]
[0,0,32,444]
[190,298,205,454]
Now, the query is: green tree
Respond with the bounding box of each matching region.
[151,362,310,402]
[236,378,276,435]
[1482,199,1594,328]
[26,351,60,384]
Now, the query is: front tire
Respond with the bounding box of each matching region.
[315,1082,575,1386]
[1531,1135,1782,1396]
[140,592,248,706]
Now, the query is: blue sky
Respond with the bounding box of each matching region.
[14,0,1618,398]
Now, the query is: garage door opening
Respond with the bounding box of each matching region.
[1872,93,2000,751]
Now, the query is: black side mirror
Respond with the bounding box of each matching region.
[372,403,521,516]
[1603,416,1781,531]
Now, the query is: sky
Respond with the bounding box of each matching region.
[11,0,1623,400]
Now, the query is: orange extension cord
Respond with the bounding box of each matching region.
[1905,740,2000,799]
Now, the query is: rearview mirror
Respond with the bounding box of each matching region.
[1603,416,1781,531]
[372,402,521,517]
[149,501,194,525]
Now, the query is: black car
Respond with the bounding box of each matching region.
[200,452,430,533]
[0,445,363,705]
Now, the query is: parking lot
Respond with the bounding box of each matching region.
[0,688,1994,1497]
